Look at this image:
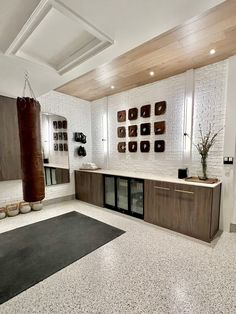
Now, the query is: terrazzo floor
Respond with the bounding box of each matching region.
[0,200,236,314]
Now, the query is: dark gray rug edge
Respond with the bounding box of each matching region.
[0,211,125,305]
[0,210,125,236]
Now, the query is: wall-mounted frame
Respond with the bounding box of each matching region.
[117,110,126,122]
[154,140,165,152]
[155,101,166,115]
[140,104,151,118]
[117,126,126,138]
[128,108,138,120]
[140,123,151,136]
[118,142,126,153]
[53,121,58,129]
[64,143,68,151]
[128,125,138,137]
[54,143,58,151]
[58,132,63,140]
[140,141,150,152]
[154,121,166,135]
[59,143,64,151]
[53,133,58,140]
[63,120,67,129]
[58,121,63,129]
[128,141,137,152]
[63,132,68,140]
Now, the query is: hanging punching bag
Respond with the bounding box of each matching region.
[17,97,45,202]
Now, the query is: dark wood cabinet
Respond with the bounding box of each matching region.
[74,170,221,242]
[145,180,174,229]
[55,168,70,184]
[0,96,21,181]
[144,180,221,242]
[75,171,104,207]
[173,184,212,241]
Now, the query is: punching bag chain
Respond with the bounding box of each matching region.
[23,71,36,99]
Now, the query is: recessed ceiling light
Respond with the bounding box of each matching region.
[149,71,155,76]
[111,85,115,89]
[209,49,216,55]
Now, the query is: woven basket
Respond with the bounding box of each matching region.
[6,203,19,217]
[0,207,6,219]
[19,201,31,214]
[30,201,43,211]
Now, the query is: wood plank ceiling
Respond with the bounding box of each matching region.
[56,0,236,101]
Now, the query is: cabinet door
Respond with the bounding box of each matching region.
[75,171,91,203]
[117,177,129,211]
[174,184,212,241]
[55,168,70,184]
[144,180,174,229]
[130,179,144,217]
[90,173,104,207]
[104,175,116,207]
[0,96,21,181]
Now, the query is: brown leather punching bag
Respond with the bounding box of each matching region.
[17,97,45,202]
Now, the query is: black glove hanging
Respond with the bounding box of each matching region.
[77,146,87,157]
[74,132,87,144]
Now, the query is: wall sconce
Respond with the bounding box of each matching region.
[183,70,194,161]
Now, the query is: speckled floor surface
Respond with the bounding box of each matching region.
[0,200,236,314]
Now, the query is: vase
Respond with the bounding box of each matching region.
[198,156,208,180]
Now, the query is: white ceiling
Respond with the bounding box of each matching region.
[0,0,225,99]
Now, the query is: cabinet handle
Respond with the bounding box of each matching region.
[154,186,170,191]
[175,189,194,195]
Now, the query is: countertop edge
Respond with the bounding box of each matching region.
[75,169,222,188]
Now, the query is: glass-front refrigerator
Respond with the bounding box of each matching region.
[104,175,116,208]
[104,175,144,219]
[117,177,129,212]
[130,179,144,218]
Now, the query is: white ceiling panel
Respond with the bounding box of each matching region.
[0,0,40,52]
[0,0,225,98]
[18,8,96,68]
[4,0,113,74]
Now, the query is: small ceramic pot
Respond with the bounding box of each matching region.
[19,202,31,214]
[6,203,19,217]
[0,207,6,219]
[30,201,43,211]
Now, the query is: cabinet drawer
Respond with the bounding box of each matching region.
[75,171,91,203]
[75,171,104,207]
[144,180,174,227]
[144,180,216,242]
[173,184,212,241]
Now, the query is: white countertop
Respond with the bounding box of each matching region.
[44,163,69,170]
[77,169,221,188]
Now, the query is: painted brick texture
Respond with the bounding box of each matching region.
[92,61,227,178]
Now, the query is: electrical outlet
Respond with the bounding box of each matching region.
[223,157,234,165]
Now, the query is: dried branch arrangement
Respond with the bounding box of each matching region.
[184,124,223,180]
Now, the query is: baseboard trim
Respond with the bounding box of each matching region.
[230,223,236,233]
[43,194,75,206]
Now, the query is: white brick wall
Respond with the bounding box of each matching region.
[190,61,227,178]
[0,91,92,204]
[0,61,228,205]
[92,61,227,178]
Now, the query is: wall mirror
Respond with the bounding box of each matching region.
[41,113,70,186]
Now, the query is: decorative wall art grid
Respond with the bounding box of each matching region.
[117,101,167,153]
[53,120,68,152]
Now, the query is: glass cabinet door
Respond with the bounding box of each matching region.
[104,176,116,207]
[130,179,144,216]
[117,177,129,211]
